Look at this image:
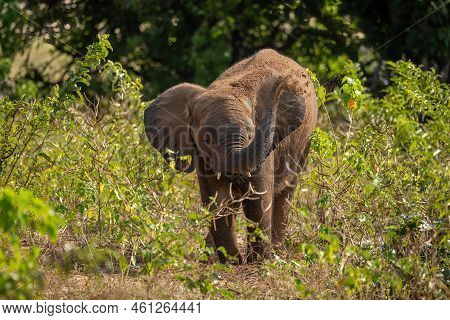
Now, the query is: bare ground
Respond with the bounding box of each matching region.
[40,251,337,300]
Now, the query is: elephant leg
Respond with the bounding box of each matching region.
[272,141,309,247]
[197,160,243,264]
[204,230,215,248]
[209,208,242,264]
[242,154,274,263]
[201,208,242,264]
[272,185,296,248]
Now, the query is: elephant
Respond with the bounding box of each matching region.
[144,49,317,263]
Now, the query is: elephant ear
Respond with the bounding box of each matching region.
[273,76,307,146]
[144,83,205,172]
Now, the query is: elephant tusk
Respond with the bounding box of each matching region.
[229,182,233,200]
[217,172,222,180]
[249,182,267,195]
[264,200,273,212]
[246,172,252,177]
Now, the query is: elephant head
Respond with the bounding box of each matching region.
[144,72,304,177]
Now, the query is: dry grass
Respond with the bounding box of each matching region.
[41,264,332,300]
[38,236,337,300]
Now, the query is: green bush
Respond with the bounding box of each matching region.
[0,187,61,299]
[295,61,449,298]
[1,35,211,296]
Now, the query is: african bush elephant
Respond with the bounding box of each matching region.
[144,49,317,263]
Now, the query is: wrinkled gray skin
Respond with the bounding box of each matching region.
[144,49,317,263]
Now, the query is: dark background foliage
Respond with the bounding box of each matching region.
[1,0,449,96]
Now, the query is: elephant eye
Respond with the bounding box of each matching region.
[203,132,213,145]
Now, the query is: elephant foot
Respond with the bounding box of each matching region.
[246,243,273,264]
[217,248,244,265]
[197,245,243,265]
[246,252,274,264]
[271,239,287,252]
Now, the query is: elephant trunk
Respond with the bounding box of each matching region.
[225,106,276,174]
[225,74,284,174]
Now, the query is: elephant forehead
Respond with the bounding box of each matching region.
[192,94,253,124]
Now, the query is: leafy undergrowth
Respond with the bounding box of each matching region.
[1,36,448,299]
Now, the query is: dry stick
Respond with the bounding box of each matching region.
[80,225,105,277]
[23,128,53,187]
[97,166,102,235]
[340,112,354,164]
[321,98,340,174]
[210,182,267,226]
[3,127,36,185]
